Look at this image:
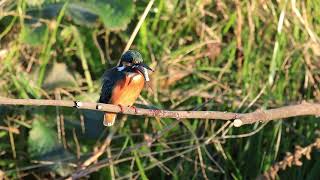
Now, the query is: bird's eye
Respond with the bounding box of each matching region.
[133,58,142,64]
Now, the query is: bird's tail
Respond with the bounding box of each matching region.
[103,113,117,126]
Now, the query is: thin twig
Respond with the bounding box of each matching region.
[72,128,81,160]
[0,98,320,126]
[221,122,268,139]
[82,129,116,167]
[67,121,181,179]
[0,126,19,134]
[122,0,155,54]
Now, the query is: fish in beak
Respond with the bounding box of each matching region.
[134,63,153,82]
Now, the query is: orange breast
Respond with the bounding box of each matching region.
[110,73,145,106]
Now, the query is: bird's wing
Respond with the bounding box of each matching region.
[98,68,124,103]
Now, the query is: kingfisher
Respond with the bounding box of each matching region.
[98,50,153,126]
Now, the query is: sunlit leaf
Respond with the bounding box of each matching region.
[26,0,45,6]
[42,62,78,90]
[19,25,48,46]
[26,0,134,30]
[89,0,134,29]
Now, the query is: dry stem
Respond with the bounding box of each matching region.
[258,138,320,180]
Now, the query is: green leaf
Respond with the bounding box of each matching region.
[0,131,7,138]
[28,119,73,176]
[16,72,41,98]
[26,0,134,30]
[28,119,58,157]
[42,62,78,90]
[26,0,45,6]
[92,0,134,29]
[19,25,48,46]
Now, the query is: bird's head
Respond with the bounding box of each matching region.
[118,50,153,81]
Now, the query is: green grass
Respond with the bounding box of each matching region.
[1,0,320,179]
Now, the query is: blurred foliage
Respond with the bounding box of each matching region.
[28,119,73,176]
[26,0,134,29]
[1,0,320,179]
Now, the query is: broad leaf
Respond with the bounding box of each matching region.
[19,25,48,46]
[26,0,45,6]
[28,119,73,176]
[42,62,78,90]
[26,0,134,30]
[28,119,58,157]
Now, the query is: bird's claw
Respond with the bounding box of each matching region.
[130,106,138,114]
[118,104,124,113]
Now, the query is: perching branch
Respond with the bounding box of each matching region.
[0,98,319,126]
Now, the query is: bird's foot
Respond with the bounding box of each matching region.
[117,104,124,113]
[130,105,138,114]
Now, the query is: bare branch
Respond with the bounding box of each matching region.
[0,98,319,125]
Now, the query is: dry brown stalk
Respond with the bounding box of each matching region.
[0,98,320,126]
[0,126,19,134]
[258,138,320,180]
[81,130,115,167]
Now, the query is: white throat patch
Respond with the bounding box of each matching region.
[117,66,125,71]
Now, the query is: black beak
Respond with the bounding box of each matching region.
[139,63,154,72]
[134,63,153,82]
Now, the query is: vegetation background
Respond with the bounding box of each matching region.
[1,0,320,179]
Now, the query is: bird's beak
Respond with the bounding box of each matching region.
[139,63,154,72]
[135,63,153,82]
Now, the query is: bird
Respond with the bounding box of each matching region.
[98,50,153,126]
